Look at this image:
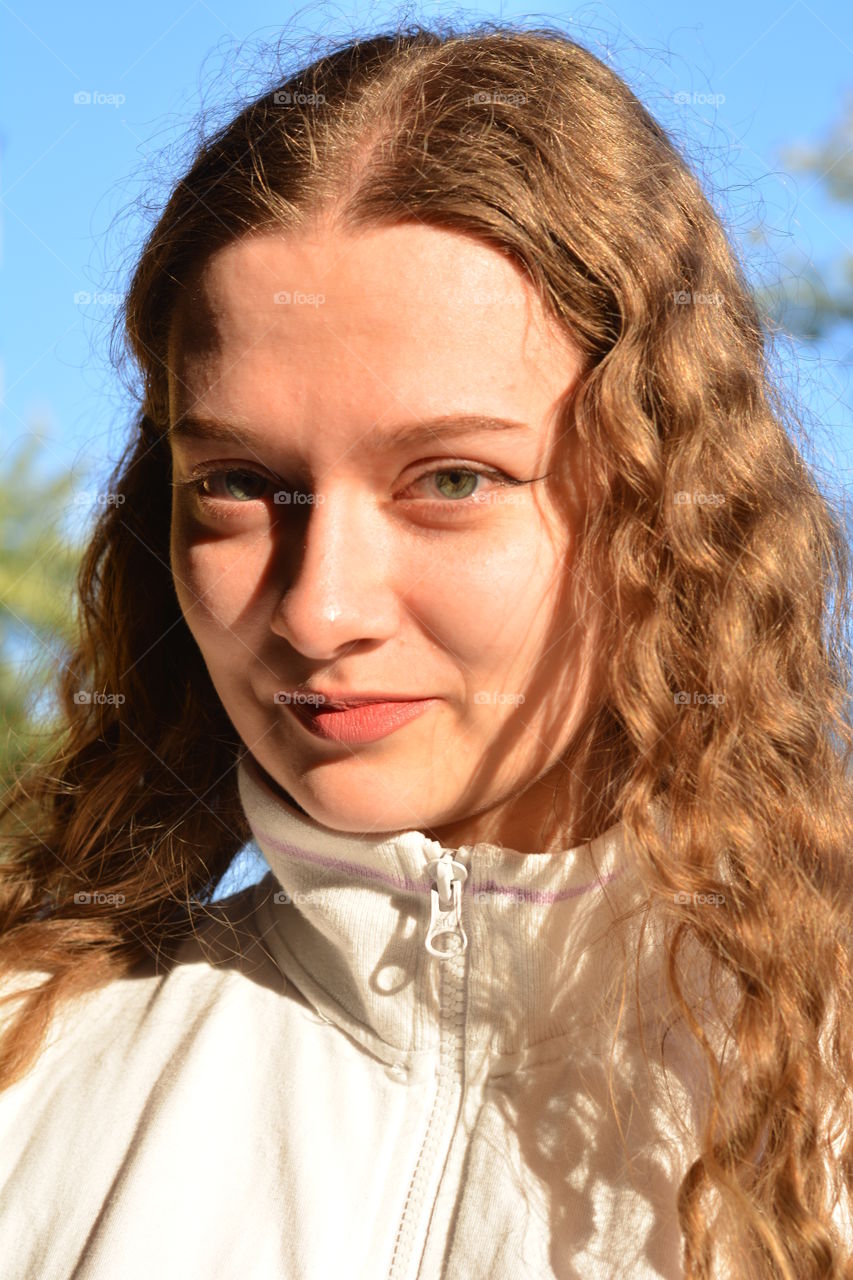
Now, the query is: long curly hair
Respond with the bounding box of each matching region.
[2,21,852,1278]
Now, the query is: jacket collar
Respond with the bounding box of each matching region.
[236,751,641,1061]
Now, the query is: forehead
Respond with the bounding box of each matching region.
[167,225,583,426]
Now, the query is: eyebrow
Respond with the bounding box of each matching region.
[167,413,531,452]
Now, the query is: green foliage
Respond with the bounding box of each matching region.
[752,89,853,343]
[0,431,87,791]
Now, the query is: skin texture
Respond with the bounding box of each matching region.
[167,221,605,852]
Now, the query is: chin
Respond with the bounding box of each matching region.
[291,780,441,838]
[305,795,423,836]
[245,741,452,837]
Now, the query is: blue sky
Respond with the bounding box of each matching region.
[2,0,853,893]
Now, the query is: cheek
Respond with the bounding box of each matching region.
[413,525,567,662]
[169,512,265,639]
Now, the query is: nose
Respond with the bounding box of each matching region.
[269,482,401,657]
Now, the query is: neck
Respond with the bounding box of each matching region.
[244,756,310,817]
[239,751,608,855]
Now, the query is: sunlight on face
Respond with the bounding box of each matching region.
[166,222,604,850]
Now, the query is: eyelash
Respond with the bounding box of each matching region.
[172,461,528,517]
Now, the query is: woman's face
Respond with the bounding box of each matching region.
[167,222,604,849]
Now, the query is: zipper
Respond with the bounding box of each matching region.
[424,850,468,959]
[386,846,470,1280]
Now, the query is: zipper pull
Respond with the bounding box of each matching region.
[424,850,468,959]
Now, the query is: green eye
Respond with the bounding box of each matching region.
[433,469,480,500]
[203,470,270,501]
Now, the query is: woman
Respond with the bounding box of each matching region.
[1,21,851,1280]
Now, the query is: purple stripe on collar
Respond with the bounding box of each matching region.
[249,827,433,893]
[471,873,624,903]
[249,825,625,903]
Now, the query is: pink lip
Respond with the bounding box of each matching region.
[293,690,427,708]
[287,698,439,745]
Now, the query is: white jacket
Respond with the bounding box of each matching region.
[0,753,716,1279]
